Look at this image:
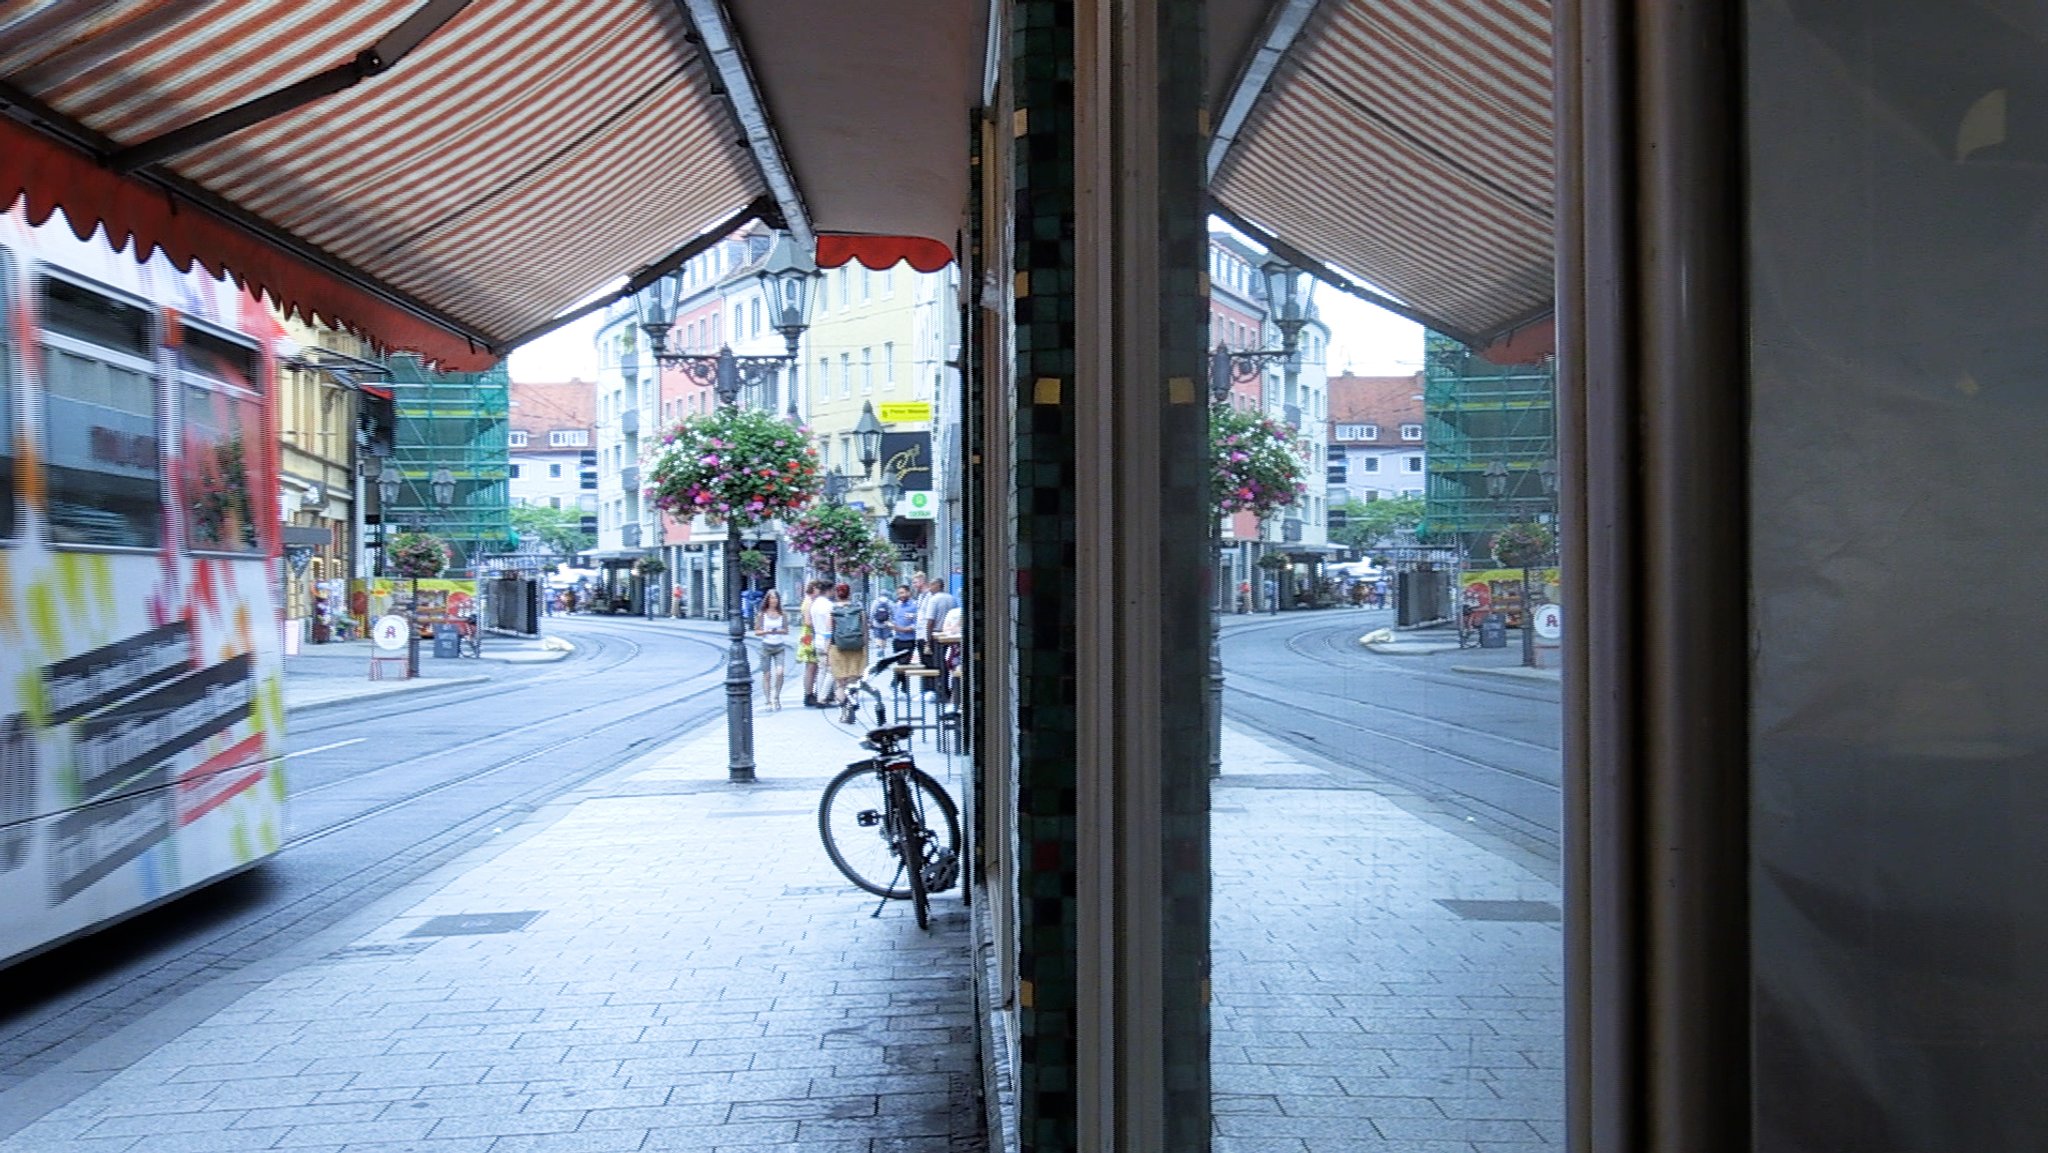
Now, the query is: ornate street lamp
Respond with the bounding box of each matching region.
[374,462,457,679]
[822,468,851,505]
[1204,257,1316,776]
[629,235,819,784]
[1205,363,1235,779]
[854,400,884,478]
[758,231,817,360]
[1260,255,1314,351]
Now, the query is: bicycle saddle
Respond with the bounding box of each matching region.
[868,724,914,745]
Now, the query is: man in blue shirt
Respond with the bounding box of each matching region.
[888,583,919,684]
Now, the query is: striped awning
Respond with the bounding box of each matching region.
[1212,0,1555,344]
[0,0,763,369]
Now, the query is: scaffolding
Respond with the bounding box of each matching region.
[385,356,513,577]
[1420,331,1557,560]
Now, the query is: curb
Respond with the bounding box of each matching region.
[1362,640,1466,655]
[284,673,493,717]
[1449,664,1563,684]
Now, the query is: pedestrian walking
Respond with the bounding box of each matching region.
[807,579,839,706]
[826,582,867,704]
[870,589,893,649]
[797,580,824,706]
[752,588,791,711]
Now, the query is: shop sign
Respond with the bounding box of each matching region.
[878,402,932,423]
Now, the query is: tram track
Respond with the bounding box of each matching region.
[1221,614,1564,853]
[281,621,719,739]
[0,620,739,1088]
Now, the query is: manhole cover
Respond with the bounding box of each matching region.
[1436,899,1561,923]
[406,911,544,937]
[327,941,432,960]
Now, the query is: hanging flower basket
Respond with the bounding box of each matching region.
[1211,403,1308,521]
[849,535,899,579]
[736,548,771,576]
[1256,551,1292,571]
[1492,522,1554,570]
[388,531,451,579]
[786,502,895,576]
[633,554,667,577]
[643,407,822,529]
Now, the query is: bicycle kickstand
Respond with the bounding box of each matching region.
[870,861,909,919]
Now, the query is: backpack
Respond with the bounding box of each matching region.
[831,603,865,651]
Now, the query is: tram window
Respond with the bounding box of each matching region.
[38,277,162,550]
[180,325,262,554]
[0,252,14,540]
[41,276,150,356]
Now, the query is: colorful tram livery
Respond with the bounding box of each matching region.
[0,205,287,968]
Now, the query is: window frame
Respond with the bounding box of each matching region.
[37,269,166,554]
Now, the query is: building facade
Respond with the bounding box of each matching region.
[275,320,383,643]
[1326,372,1428,506]
[506,378,597,575]
[1207,229,1334,608]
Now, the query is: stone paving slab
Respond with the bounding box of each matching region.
[1212,740,1563,1153]
[0,700,981,1153]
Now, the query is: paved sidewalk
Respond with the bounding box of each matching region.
[0,696,982,1152]
[1212,729,1563,1151]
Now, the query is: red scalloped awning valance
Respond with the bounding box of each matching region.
[0,117,497,372]
[815,234,954,273]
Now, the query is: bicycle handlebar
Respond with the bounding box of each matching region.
[836,648,916,732]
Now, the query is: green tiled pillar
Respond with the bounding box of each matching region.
[1005,0,1211,1148]
[1009,2,1079,1150]
[1157,0,1213,1145]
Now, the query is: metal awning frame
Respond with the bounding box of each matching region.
[107,0,479,173]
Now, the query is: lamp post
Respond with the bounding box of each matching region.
[632,232,817,783]
[1527,457,1559,669]
[1206,258,1314,777]
[855,400,884,477]
[878,471,903,580]
[377,462,456,678]
[1482,460,1515,655]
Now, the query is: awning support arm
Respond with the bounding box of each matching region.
[672,0,812,251]
[498,197,771,353]
[1207,198,1486,347]
[108,0,477,173]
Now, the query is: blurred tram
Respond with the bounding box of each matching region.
[0,203,287,968]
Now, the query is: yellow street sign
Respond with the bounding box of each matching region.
[878,402,932,423]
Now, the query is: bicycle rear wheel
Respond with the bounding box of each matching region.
[818,764,960,900]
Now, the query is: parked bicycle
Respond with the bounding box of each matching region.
[817,650,961,929]
[456,609,484,658]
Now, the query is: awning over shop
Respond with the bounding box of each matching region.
[1210,0,1556,347]
[1,0,1558,367]
[0,0,763,368]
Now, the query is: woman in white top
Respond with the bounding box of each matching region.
[752,589,791,711]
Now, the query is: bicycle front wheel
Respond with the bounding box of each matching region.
[818,764,961,900]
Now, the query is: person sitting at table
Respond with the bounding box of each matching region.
[934,601,963,705]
